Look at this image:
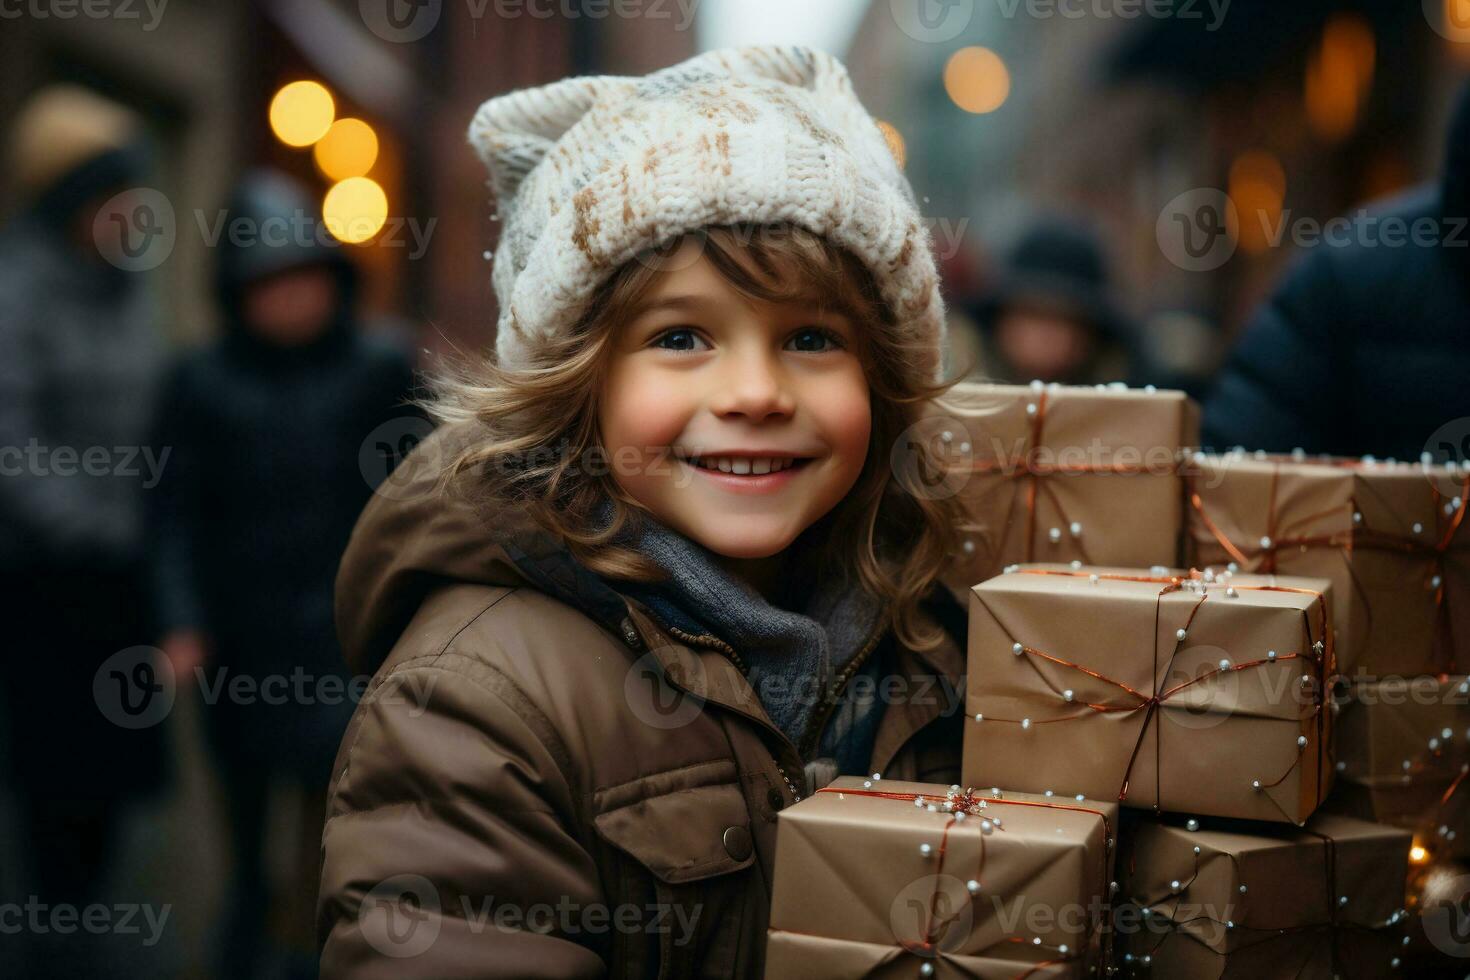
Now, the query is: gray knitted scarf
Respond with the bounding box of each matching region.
[594,499,889,774]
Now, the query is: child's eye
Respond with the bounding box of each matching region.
[651,328,709,352]
[787,327,847,353]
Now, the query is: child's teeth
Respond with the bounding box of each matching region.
[689,455,799,474]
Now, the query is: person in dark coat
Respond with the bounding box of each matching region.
[0,85,171,980]
[147,169,421,980]
[1202,83,1470,460]
[963,215,1138,385]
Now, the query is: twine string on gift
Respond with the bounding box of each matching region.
[810,785,1112,979]
[1341,681,1470,863]
[1185,465,1373,662]
[1351,473,1470,673]
[1123,823,1405,969]
[1188,459,1469,675]
[976,569,1332,823]
[963,388,1162,568]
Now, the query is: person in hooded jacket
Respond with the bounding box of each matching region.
[315,47,974,979]
[147,169,420,980]
[0,85,170,980]
[1202,81,1470,460]
[962,215,1138,386]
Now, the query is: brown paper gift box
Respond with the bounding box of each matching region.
[963,566,1334,823]
[1186,454,1470,678]
[764,933,1076,979]
[1114,922,1397,979]
[1326,676,1470,861]
[930,383,1198,595]
[766,777,1118,979]
[1114,811,1409,979]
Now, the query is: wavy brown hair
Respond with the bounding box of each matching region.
[425,222,976,653]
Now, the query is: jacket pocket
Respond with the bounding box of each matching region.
[594,769,759,980]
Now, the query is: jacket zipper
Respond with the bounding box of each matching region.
[657,621,749,675]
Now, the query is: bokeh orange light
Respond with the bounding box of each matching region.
[269,81,335,148]
[944,47,1011,115]
[314,118,380,181]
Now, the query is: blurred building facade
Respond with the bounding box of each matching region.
[844,0,1470,385]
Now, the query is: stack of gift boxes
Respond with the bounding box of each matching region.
[764,382,1467,978]
[1187,449,1470,970]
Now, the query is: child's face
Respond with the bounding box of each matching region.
[598,238,871,562]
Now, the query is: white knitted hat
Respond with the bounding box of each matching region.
[468,44,947,384]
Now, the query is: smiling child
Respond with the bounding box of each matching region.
[317,45,974,978]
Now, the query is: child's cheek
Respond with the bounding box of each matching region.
[816,372,874,484]
[600,365,691,473]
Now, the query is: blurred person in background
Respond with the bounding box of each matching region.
[148,169,420,980]
[0,85,171,980]
[1203,81,1470,459]
[962,214,1137,385]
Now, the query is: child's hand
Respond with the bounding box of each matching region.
[159,628,209,683]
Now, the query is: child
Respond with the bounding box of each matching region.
[318,45,972,978]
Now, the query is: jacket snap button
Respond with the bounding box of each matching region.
[722,825,753,862]
[767,789,784,812]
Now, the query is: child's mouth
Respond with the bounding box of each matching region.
[681,455,812,475]
[674,452,815,492]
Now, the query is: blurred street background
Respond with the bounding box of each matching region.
[3,0,1470,977]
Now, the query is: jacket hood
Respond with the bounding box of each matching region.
[214,169,359,356]
[216,170,354,294]
[334,422,636,677]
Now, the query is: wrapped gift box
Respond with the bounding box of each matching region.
[929,382,1198,594]
[963,566,1334,823]
[766,777,1117,979]
[1327,676,1470,861]
[1186,453,1470,678]
[1114,811,1409,980]
[764,934,1077,979]
[1115,924,1398,979]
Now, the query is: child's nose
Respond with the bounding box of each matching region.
[710,349,796,422]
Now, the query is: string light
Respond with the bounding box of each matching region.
[323,177,389,244]
[314,117,379,181]
[269,80,335,147]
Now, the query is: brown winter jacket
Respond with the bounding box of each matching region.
[316,423,969,978]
